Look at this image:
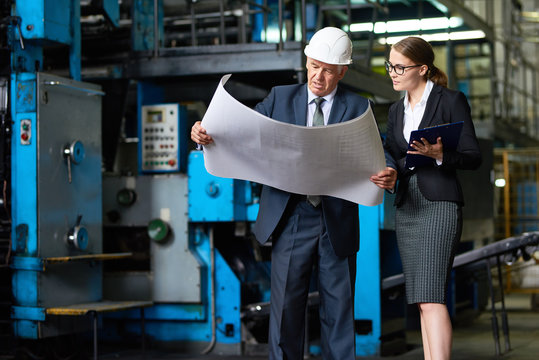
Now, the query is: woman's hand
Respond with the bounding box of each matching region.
[370,167,398,190]
[408,137,443,162]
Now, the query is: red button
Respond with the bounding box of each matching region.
[168,159,176,166]
[21,133,29,141]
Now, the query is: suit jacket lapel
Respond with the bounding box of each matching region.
[394,99,409,149]
[293,85,308,126]
[418,84,442,129]
[328,87,346,125]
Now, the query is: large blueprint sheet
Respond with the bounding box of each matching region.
[201,74,386,206]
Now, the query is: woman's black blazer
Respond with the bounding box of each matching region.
[384,84,482,207]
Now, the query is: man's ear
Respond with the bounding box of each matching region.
[340,65,348,78]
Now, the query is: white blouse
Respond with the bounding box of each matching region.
[403,79,434,142]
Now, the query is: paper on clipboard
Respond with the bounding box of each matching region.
[405,121,464,168]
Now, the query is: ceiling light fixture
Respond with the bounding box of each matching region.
[348,17,464,34]
[378,30,486,44]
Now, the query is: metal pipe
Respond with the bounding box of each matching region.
[502,0,512,122]
[190,1,197,46]
[219,0,225,44]
[201,227,216,354]
[166,7,263,23]
[488,39,497,137]
[363,0,389,14]
[15,19,24,50]
[485,260,501,356]
[365,0,378,67]
[496,256,511,352]
[264,0,268,42]
[503,151,510,238]
[534,70,538,136]
[319,3,388,13]
[240,2,247,43]
[92,311,98,360]
[278,0,283,52]
[346,0,351,34]
[301,0,306,44]
[153,0,159,58]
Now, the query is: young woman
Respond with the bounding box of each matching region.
[372,37,482,359]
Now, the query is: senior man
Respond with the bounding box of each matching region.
[192,27,396,360]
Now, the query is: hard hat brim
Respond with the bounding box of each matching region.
[304,48,353,65]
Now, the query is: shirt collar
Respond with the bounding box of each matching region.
[307,85,338,104]
[403,79,434,109]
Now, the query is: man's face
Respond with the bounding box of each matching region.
[306,57,347,97]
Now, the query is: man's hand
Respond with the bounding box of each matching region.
[191,121,213,145]
[370,167,397,190]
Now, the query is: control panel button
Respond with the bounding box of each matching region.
[20,119,31,145]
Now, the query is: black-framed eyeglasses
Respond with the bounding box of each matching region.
[385,61,422,75]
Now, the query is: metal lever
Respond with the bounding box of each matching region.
[63,140,85,183]
[66,214,89,251]
[4,17,25,49]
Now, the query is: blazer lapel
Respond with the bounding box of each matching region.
[418,84,442,129]
[394,99,409,149]
[293,85,308,126]
[327,87,346,125]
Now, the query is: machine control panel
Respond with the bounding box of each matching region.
[140,104,180,173]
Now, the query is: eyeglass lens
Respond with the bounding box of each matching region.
[385,61,405,75]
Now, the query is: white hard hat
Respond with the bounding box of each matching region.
[304,27,353,65]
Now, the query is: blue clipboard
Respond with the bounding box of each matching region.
[405,121,464,168]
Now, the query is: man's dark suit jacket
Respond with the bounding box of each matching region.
[384,84,482,207]
[252,84,370,258]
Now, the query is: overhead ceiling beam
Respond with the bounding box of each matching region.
[429,0,494,41]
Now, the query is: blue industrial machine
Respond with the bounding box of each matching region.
[99,80,246,353]
[11,72,104,337]
[101,172,243,353]
[9,0,109,340]
[7,0,406,357]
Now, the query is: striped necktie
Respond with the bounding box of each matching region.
[307,97,325,207]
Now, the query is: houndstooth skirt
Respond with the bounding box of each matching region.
[395,174,462,304]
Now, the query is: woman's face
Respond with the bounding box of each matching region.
[387,49,428,92]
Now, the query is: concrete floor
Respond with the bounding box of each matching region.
[101,293,539,360]
[381,295,539,360]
